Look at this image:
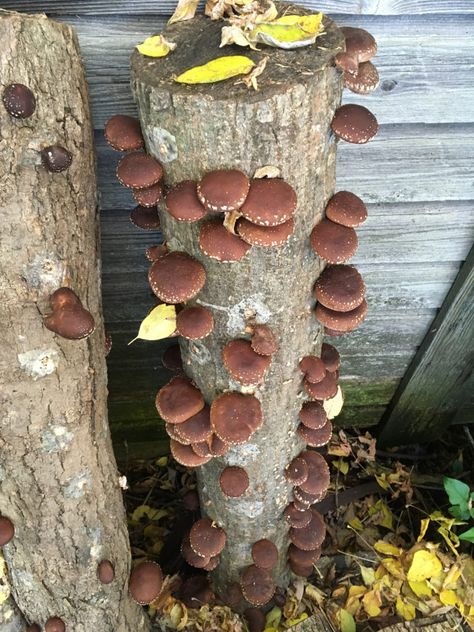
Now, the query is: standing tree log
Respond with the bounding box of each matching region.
[131,4,344,597]
[0,11,149,632]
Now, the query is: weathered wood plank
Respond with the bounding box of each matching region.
[5,0,474,15]
[378,244,474,445]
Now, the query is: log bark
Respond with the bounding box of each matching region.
[0,10,149,632]
[131,3,343,595]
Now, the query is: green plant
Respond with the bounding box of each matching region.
[443,476,474,543]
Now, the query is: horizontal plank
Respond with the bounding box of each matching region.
[4,1,473,16]
[61,15,474,126]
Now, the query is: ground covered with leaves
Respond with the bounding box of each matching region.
[120,426,474,632]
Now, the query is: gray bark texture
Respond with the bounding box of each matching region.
[131,3,343,595]
[0,10,149,632]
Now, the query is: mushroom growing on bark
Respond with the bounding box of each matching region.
[104,114,144,151]
[166,180,208,221]
[0,516,15,546]
[128,561,163,605]
[43,288,95,340]
[222,339,271,385]
[310,218,358,263]
[40,145,72,173]
[149,251,206,303]
[197,169,250,212]
[117,152,163,189]
[2,83,36,118]
[156,375,205,424]
[130,205,161,230]
[331,104,379,144]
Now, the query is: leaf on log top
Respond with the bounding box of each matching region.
[130,2,343,101]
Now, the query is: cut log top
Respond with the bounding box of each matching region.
[130,4,344,102]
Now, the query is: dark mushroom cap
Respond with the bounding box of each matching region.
[251,539,278,570]
[174,405,212,444]
[161,343,183,371]
[290,510,326,551]
[180,575,214,608]
[289,559,313,577]
[181,535,211,568]
[219,466,249,497]
[341,26,377,63]
[190,517,226,558]
[334,51,359,75]
[44,304,95,341]
[104,114,144,151]
[171,439,212,466]
[199,219,251,262]
[156,375,204,424]
[288,544,321,566]
[26,625,41,632]
[145,244,168,262]
[49,287,81,311]
[166,180,207,222]
[220,582,244,608]
[284,504,312,529]
[237,217,294,247]
[208,433,230,457]
[304,372,338,401]
[294,486,326,506]
[129,561,163,605]
[345,60,380,94]
[331,104,378,144]
[240,178,297,227]
[210,392,263,445]
[203,555,220,571]
[133,182,163,208]
[44,618,65,632]
[97,560,115,584]
[222,339,271,385]
[325,191,367,228]
[197,169,250,213]
[176,306,214,340]
[299,451,330,496]
[314,265,365,312]
[0,516,14,546]
[117,152,163,189]
[299,401,328,430]
[149,251,206,303]
[3,83,36,118]
[315,299,368,332]
[297,420,333,447]
[293,497,312,511]
[40,146,72,173]
[284,457,309,486]
[190,439,211,457]
[182,489,200,511]
[244,607,266,632]
[310,219,358,264]
[130,205,160,230]
[299,356,326,384]
[250,324,279,356]
[240,565,275,606]
[321,343,341,372]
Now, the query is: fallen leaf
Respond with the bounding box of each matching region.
[129,304,177,344]
[362,588,382,617]
[396,596,416,620]
[251,12,324,49]
[374,541,402,557]
[409,580,432,598]
[175,55,256,84]
[324,385,344,419]
[240,55,268,90]
[338,608,356,632]
[136,34,176,58]
[359,565,376,586]
[169,0,200,23]
[407,550,443,582]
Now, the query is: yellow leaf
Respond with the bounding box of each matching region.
[407,550,443,582]
[359,565,376,586]
[437,525,460,556]
[443,563,461,589]
[265,606,281,629]
[334,458,349,475]
[338,608,356,632]
[175,55,256,84]
[409,580,432,598]
[274,13,324,33]
[368,499,394,530]
[286,613,308,627]
[374,541,402,557]
[439,589,457,606]
[324,385,344,419]
[129,304,176,344]
[169,602,188,629]
[382,557,405,579]
[156,456,168,467]
[363,589,382,617]
[136,35,176,58]
[132,505,167,523]
[374,473,390,490]
[348,516,364,531]
[169,0,199,23]
[418,517,430,541]
[396,596,416,621]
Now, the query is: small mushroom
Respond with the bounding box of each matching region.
[203,555,220,571]
[340,26,377,63]
[299,451,330,497]
[299,401,328,430]
[315,299,368,332]
[45,618,65,632]
[299,356,326,384]
[171,440,212,467]
[156,375,205,424]
[334,52,359,75]
[2,83,36,118]
[240,178,297,227]
[304,371,338,401]
[161,343,183,371]
[284,457,309,486]
[176,306,214,340]
[199,219,251,262]
[310,218,358,264]
[251,539,278,570]
[130,205,160,230]
[294,486,326,506]
[117,152,163,189]
[207,433,230,457]
[180,575,214,608]
[165,180,208,222]
[314,265,366,311]
[240,565,275,606]
[129,560,163,605]
[289,510,326,551]
[325,191,367,228]
[222,339,271,385]
[97,560,115,584]
[132,182,162,207]
[197,169,250,213]
[0,516,14,546]
[210,392,263,445]
[189,518,226,558]
[182,489,200,511]
[40,146,72,173]
[181,535,211,568]
[44,288,95,340]
[250,324,279,356]
[288,543,321,566]
[284,504,312,529]
[344,61,380,94]
[149,251,206,304]
[331,104,378,144]
[104,114,144,151]
[220,466,249,498]
[146,244,168,262]
[297,420,333,447]
[174,405,212,444]
[289,559,313,577]
[237,217,294,247]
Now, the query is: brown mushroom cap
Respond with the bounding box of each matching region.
[182,489,200,511]
[190,440,212,457]
[237,217,294,247]
[165,180,208,222]
[149,251,206,303]
[174,405,212,444]
[304,372,338,401]
[334,51,359,75]
[294,485,326,506]
[156,375,204,424]
[130,205,161,230]
[97,560,115,584]
[167,421,191,444]
[299,356,326,384]
[190,518,226,558]
[250,324,279,356]
[104,114,144,151]
[341,26,377,63]
[44,618,65,632]
[289,559,314,577]
[197,169,250,213]
[44,300,95,341]
[222,339,271,385]
[203,555,220,571]
[3,83,36,118]
[299,451,330,496]
[284,457,309,486]
[325,191,368,228]
[220,582,244,608]
[49,288,81,311]
[26,625,41,632]
[240,565,275,606]
[240,178,297,227]
[314,265,365,312]
[331,104,378,144]
[345,60,380,94]
[288,544,321,566]
[244,607,266,632]
[176,306,214,340]
[180,575,214,608]
[310,219,358,264]
[211,392,263,445]
[299,401,328,430]
[293,497,311,512]
[208,433,230,457]
[40,146,72,173]
[0,516,14,546]
[251,540,278,570]
[132,182,162,208]
[181,536,211,568]
[315,299,368,332]
[117,152,163,189]
[146,244,168,262]
[219,466,249,498]
[129,561,163,605]
[297,420,333,447]
[199,219,251,262]
[162,343,183,371]
[321,343,341,372]
[171,439,213,467]
[290,510,326,551]
[284,504,312,529]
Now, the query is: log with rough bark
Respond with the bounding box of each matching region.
[131,4,343,597]
[0,10,149,632]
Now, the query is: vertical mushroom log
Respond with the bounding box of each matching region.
[0,11,149,632]
[131,5,344,601]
